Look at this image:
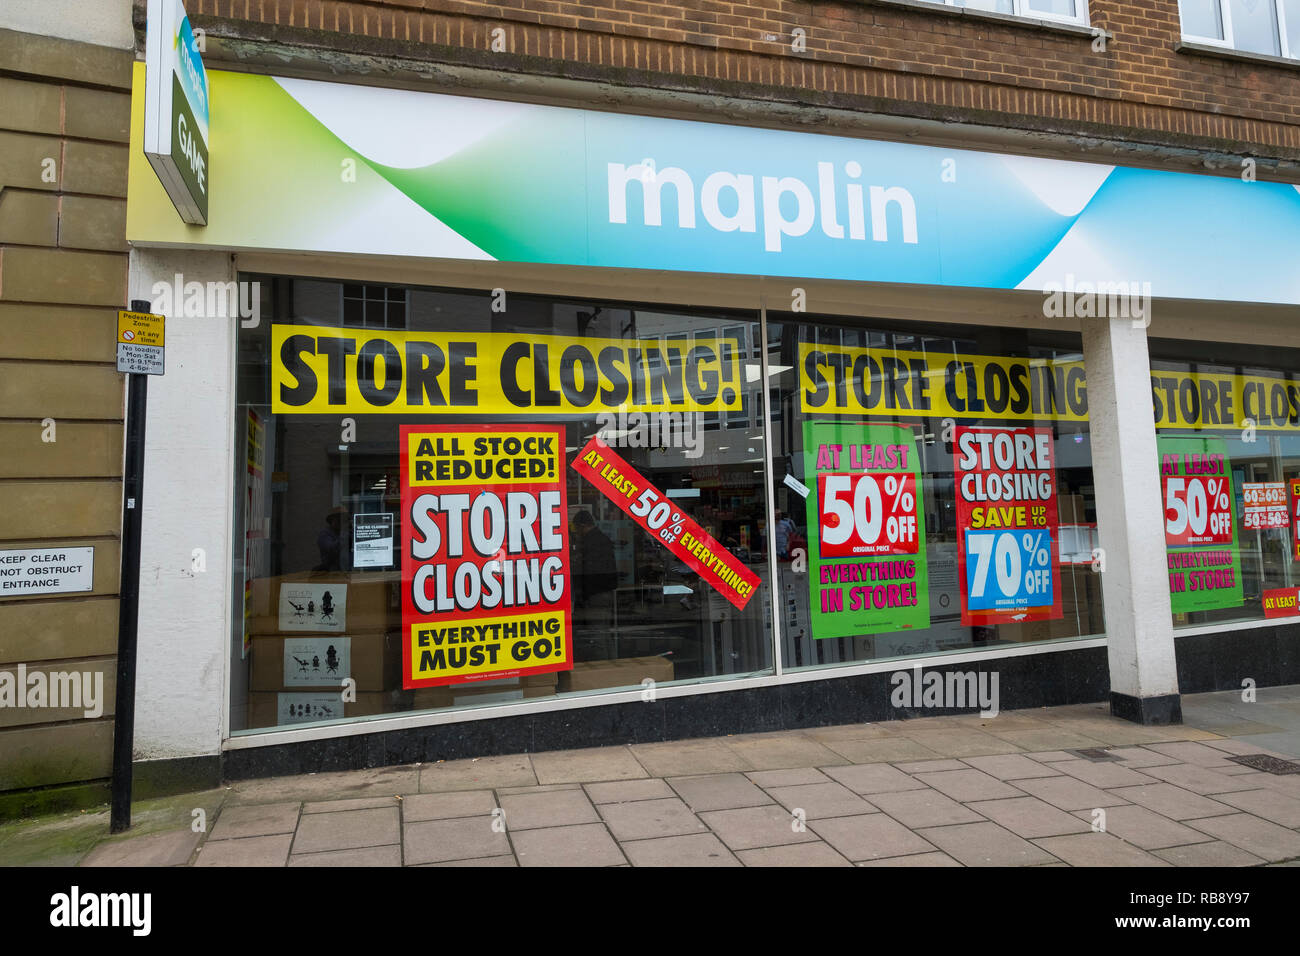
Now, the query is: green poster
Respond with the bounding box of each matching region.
[1158,435,1243,614]
[803,421,930,639]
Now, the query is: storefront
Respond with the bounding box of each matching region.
[124,63,1300,776]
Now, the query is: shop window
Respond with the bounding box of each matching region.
[1180,0,1297,58]
[231,277,774,734]
[770,316,1103,670]
[1148,339,1300,628]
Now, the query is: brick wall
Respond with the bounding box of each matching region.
[0,28,131,813]
[181,0,1300,159]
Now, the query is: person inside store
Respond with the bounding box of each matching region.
[774,509,797,560]
[314,506,349,571]
[571,510,618,629]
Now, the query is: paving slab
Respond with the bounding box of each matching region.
[801,723,905,742]
[867,788,984,828]
[893,759,968,774]
[228,766,420,805]
[1031,832,1169,867]
[1106,747,1184,768]
[698,804,820,851]
[1049,759,1158,789]
[1138,763,1269,795]
[512,823,626,867]
[1182,812,1300,862]
[1145,741,1247,767]
[292,807,400,854]
[627,740,752,776]
[913,768,1023,802]
[303,796,402,814]
[288,845,402,867]
[1013,775,1132,811]
[820,737,945,764]
[667,772,772,812]
[920,821,1059,867]
[1151,841,1267,867]
[1069,804,1214,850]
[721,734,849,770]
[208,802,300,841]
[420,755,537,793]
[80,829,201,867]
[498,789,599,830]
[1211,788,1300,828]
[765,781,877,819]
[823,762,929,795]
[194,834,293,867]
[401,790,497,823]
[858,851,962,867]
[966,796,1093,839]
[809,812,937,862]
[403,817,511,865]
[421,855,518,867]
[961,753,1065,780]
[598,796,707,841]
[583,779,676,804]
[896,729,1018,757]
[989,729,1111,752]
[736,843,853,866]
[1107,784,1236,821]
[745,768,832,788]
[531,747,648,784]
[620,832,741,867]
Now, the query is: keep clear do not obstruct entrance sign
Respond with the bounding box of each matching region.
[117,310,165,375]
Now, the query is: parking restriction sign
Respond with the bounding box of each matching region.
[117,310,165,375]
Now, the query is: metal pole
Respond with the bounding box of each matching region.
[110,298,151,833]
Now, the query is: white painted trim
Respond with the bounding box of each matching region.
[1174,616,1290,637]
[222,633,1108,751]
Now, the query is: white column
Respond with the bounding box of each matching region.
[1080,316,1181,723]
[127,249,236,761]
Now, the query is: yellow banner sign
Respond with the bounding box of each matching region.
[799,343,1300,431]
[273,325,744,415]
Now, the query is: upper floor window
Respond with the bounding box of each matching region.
[933,0,1090,26]
[1180,0,1300,58]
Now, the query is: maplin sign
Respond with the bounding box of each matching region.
[143,0,209,224]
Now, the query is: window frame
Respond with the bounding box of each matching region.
[930,0,1091,28]
[1180,0,1296,60]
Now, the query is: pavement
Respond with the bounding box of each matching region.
[5,685,1300,867]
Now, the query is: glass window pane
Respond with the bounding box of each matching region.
[1228,0,1281,54]
[1181,0,1226,39]
[958,0,1015,13]
[1283,0,1300,54]
[1023,0,1078,17]
[233,278,775,733]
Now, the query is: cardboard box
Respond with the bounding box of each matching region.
[245,572,397,636]
[1057,494,1087,525]
[246,690,391,728]
[558,656,675,693]
[249,631,399,692]
[994,620,1054,644]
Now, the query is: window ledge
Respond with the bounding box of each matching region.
[1176,39,1300,71]
[839,0,1107,42]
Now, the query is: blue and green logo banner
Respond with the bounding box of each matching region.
[128,68,1300,305]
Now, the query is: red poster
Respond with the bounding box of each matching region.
[1291,478,1300,561]
[1263,587,1300,619]
[1242,482,1288,531]
[400,424,572,688]
[571,436,760,610]
[954,425,1062,626]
